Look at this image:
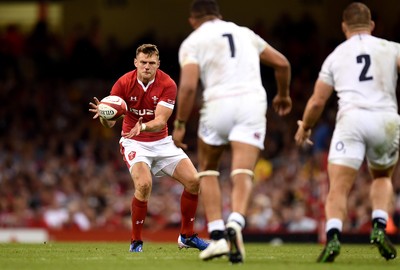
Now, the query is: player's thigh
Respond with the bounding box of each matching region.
[119,137,154,181]
[366,112,400,171]
[230,141,260,170]
[328,114,366,170]
[198,101,232,147]
[327,162,358,193]
[171,158,199,189]
[152,137,190,177]
[228,97,266,150]
[197,137,226,170]
[130,161,153,187]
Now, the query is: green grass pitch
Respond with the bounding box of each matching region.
[0,242,398,270]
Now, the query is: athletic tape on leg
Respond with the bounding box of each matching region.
[230,169,254,178]
[195,170,220,179]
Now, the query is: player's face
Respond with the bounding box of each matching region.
[135,52,160,83]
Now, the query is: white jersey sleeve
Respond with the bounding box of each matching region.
[319,34,400,114]
[178,19,268,102]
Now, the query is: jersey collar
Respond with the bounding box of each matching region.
[137,78,155,92]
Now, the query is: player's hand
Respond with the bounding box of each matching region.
[89,97,101,119]
[172,126,188,150]
[294,120,313,146]
[122,117,143,138]
[272,95,292,116]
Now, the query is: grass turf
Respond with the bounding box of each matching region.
[0,242,398,270]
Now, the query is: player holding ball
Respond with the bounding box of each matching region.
[89,44,208,252]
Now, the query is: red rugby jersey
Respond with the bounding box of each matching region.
[110,69,176,142]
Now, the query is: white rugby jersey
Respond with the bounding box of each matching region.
[319,34,400,114]
[179,19,268,102]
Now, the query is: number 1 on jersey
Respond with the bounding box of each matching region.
[222,33,235,58]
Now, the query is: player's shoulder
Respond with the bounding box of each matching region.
[192,19,241,35]
[337,35,399,53]
[376,36,400,51]
[217,20,254,35]
[156,69,176,87]
[112,70,136,90]
[116,70,136,82]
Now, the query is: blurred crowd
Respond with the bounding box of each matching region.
[0,12,399,236]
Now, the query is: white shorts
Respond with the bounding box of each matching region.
[198,93,267,150]
[328,110,400,170]
[119,136,188,177]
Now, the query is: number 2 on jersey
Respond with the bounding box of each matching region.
[356,54,373,81]
[222,33,235,57]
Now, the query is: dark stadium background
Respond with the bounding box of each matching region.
[0,0,399,243]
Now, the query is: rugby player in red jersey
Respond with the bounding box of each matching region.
[89,44,208,252]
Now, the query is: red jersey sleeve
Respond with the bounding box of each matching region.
[157,70,177,109]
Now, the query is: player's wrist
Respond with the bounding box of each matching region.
[174,119,186,129]
[302,122,311,131]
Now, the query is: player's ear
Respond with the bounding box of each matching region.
[134,58,138,68]
[370,20,375,32]
[188,17,196,28]
[341,22,347,36]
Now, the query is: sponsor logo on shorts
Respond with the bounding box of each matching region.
[335,141,345,153]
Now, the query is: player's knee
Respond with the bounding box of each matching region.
[184,177,200,194]
[134,180,152,197]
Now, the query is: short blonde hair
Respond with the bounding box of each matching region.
[136,44,159,59]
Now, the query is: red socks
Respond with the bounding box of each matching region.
[131,197,147,241]
[131,190,198,241]
[180,190,198,237]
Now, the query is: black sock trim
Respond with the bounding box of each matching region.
[327,228,341,241]
[210,230,225,240]
[372,218,387,230]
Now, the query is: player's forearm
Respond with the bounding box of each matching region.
[301,98,325,130]
[100,117,116,128]
[176,87,196,122]
[140,118,167,132]
[274,64,291,97]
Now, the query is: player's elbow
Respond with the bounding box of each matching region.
[309,96,326,112]
[279,54,290,67]
[276,57,290,72]
[180,84,197,97]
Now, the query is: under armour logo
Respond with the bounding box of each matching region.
[152,96,158,104]
[190,218,195,222]
[135,220,144,225]
[130,96,138,101]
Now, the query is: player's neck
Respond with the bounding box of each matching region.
[343,21,374,39]
[193,15,220,29]
[346,30,371,39]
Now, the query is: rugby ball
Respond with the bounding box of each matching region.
[98,95,127,120]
